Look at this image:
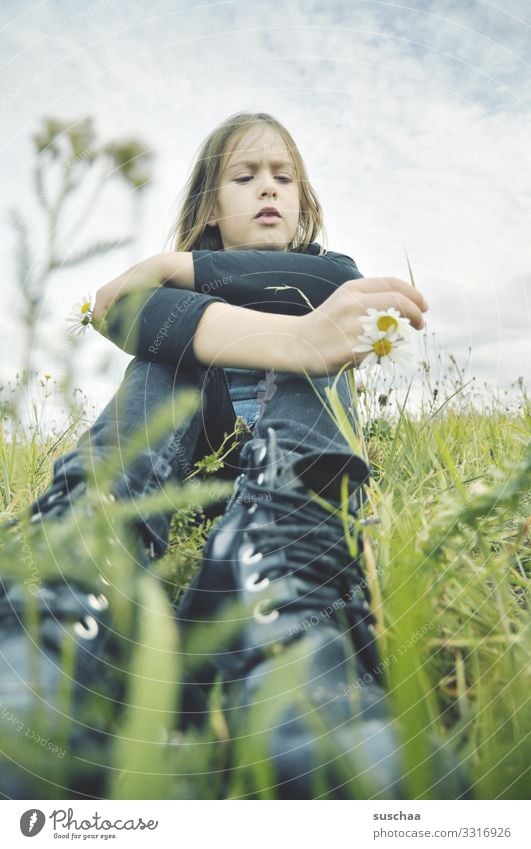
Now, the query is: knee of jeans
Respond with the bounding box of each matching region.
[123,357,140,378]
[124,356,178,382]
[125,357,226,398]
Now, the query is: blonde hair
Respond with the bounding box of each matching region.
[166,111,327,254]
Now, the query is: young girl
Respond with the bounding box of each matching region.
[2,112,449,800]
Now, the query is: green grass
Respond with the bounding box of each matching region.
[0,365,529,800]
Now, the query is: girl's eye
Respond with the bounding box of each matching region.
[234,175,293,183]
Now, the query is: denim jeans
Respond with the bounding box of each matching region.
[50,330,365,559]
[224,367,268,428]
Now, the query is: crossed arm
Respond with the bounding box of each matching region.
[93,249,428,377]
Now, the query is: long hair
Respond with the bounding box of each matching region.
[165,111,327,254]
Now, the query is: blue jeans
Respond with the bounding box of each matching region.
[224,367,268,428]
[51,346,364,558]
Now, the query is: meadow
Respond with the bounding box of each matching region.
[0,352,528,800]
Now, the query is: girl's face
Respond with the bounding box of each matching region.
[207,125,300,251]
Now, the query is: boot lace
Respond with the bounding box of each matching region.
[234,475,371,621]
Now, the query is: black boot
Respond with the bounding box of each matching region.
[175,427,469,799]
[8,449,173,561]
[175,428,395,796]
[0,465,150,799]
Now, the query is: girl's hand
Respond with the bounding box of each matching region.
[293,276,429,376]
[92,255,163,330]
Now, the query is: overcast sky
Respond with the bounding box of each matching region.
[1,0,530,426]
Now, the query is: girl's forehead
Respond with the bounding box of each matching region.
[224,127,294,167]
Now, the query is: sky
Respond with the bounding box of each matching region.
[1,0,530,428]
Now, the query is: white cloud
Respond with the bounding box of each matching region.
[1,0,529,422]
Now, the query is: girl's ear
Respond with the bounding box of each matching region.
[206,202,219,228]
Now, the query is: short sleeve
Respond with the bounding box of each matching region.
[104,287,227,371]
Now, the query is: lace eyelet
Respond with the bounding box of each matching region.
[256,444,267,463]
[244,572,270,592]
[253,599,279,623]
[73,615,99,640]
[256,472,265,485]
[240,543,263,565]
[88,592,109,611]
[47,490,64,504]
[248,503,257,514]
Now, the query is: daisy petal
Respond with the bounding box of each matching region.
[65,294,94,336]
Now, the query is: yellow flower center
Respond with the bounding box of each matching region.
[373,337,393,357]
[376,315,398,333]
[81,302,91,313]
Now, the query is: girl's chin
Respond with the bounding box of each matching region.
[248,232,289,250]
[224,232,291,250]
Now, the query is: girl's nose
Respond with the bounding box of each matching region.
[259,181,277,197]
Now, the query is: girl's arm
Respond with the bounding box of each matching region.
[100,276,427,377]
[193,277,428,376]
[188,245,363,314]
[93,246,362,322]
[93,255,193,324]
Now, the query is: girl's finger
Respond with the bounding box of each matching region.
[346,276,429,312]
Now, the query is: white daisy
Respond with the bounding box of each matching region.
[353,330,414,375]
[65,294,93,335]
[359,307,413,339]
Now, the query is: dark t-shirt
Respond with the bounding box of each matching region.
[105,242,363,375]
[192,241,362,315]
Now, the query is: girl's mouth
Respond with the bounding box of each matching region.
[255,214,281,224]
